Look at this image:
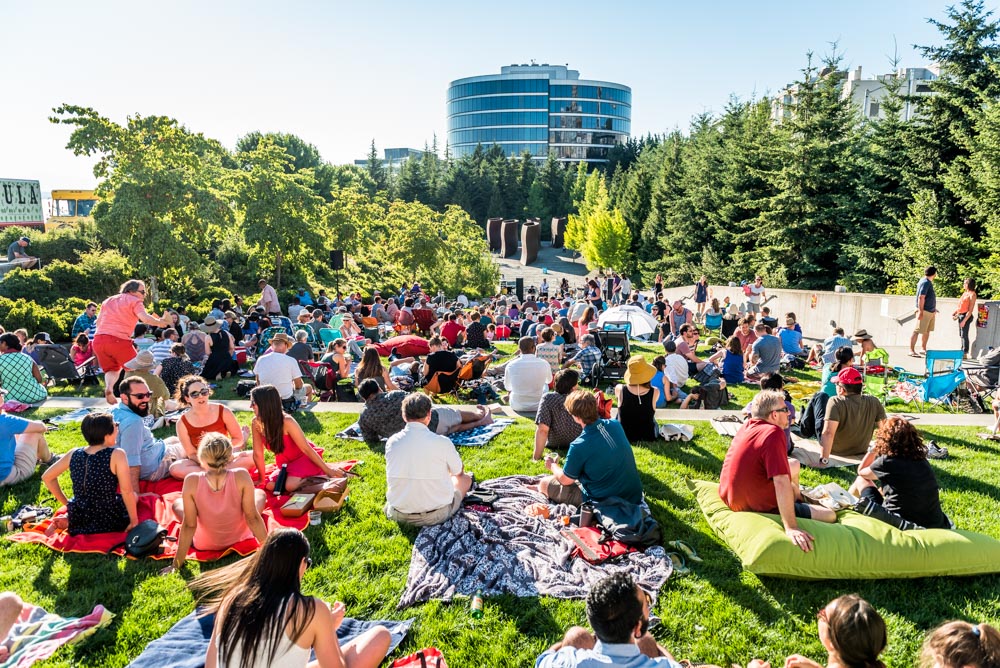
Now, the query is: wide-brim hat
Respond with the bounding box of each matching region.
[124,350,156,372]
[269,332,293,346]
[853,329,873,341]
[202,316,221,333]
[624,355,656,385]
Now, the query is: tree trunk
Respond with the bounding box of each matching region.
[275,250,283,291]
[148,276,160,304]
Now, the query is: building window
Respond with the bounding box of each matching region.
[869,102,880,118]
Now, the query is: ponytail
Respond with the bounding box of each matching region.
[921,621,1000,668]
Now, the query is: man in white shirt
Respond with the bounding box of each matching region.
[252,332,313,405]
[504,337,553,414]
[384,393,473,527]
[618,275,633,303]
[662,340,690,403]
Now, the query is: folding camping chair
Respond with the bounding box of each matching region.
[256,326,288,357]
[894,350,966,410]
[35,345,98,387]
[963,347,1000,411]
[413,309,437,336]
[703,312,723,339]
[273,316,295,336]
[293,324,319,352]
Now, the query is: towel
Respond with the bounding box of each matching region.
[2,603,113,668]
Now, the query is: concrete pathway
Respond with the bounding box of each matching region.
[36,397,997,427]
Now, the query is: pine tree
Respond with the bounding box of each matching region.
[365,140,389,194]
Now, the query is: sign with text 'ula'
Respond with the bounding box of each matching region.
[0,179,44,229]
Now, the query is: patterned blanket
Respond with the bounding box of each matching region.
[3,603,112,668]
[397,475,672,608]
[337,419,514,448]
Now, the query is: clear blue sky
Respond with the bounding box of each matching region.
[0,0,978,191]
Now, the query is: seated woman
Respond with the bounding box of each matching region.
[193,528,391,668]
[320,338,351,380]
[353,346,397,392]
[783,594,886,668]
[849,416,952,530]
[614,356,660,443]
[921,620,1000,668]
[822,346,855,397]
[708,336,745,385]
[250,385,346,493]
[0,333,47,404]
[42,413,138,536]
[161,343,198,396]
[650,356,668,409]
[170,375,256,479]
[574,306,597,341]
[164,434,266,573]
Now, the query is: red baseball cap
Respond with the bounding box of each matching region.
[833,367,863,385]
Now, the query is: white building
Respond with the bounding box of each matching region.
[772,65,938,123]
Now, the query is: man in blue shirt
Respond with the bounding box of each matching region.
[563,334,602,383]
[777,317,805,355]
[540,390,643,507]
[111,377,186,489]
[535,572,680,668]
[0,414,53,486]
[910,266,938,356]
[71,302,98,338]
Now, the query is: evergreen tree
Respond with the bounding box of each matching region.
[365,140,390,194]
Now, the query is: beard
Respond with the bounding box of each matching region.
[638,616,650,638]
[128,400,150,417]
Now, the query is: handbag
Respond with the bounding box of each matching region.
[561,526,635,564]
[121,519,168,558]
[392,647,448,668]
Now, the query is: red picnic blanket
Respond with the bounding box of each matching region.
[6,461,358,561]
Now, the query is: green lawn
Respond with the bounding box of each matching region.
[1,407,998,667]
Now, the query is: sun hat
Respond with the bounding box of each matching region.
[202,316,221,333]
[853,329,873,341]
[269,332,293,346]
[224,310,238,320]
[623,355,657,385]
[833,367,864,385]
[124,350,156,372]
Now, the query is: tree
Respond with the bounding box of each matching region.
[583,208,633,272]
[365,140,390,194]
[235,131,337,201]
[232,138,324,289]
[50,105,232,301]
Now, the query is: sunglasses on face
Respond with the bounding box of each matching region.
[188,388,212,398]
[129,392,152,400]
[773,407,789,414]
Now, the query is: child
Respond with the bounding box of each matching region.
[70,333,93,367]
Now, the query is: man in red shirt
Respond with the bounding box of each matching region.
[440,313,466,347]
[719,389,836,552]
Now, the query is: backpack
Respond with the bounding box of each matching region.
[592,497,662,548]
[562,526,635,564]
[236,379,256,398]
[699,382,729,410]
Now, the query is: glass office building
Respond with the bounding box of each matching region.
[447,64,631,164]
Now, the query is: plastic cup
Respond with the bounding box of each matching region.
[308,510,322,526]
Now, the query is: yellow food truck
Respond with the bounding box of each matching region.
[46,189,98,231]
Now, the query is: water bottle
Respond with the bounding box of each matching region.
[469,589,484,619]
[273,464,288,496]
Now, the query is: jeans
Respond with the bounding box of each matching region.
[959,315,973,355]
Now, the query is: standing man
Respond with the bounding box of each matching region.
[6,237,37,269]
[384,393,473,527]
[257,278,281,316]
[910,266,938,357]
[719,390,836,552]
[618,274,633,305]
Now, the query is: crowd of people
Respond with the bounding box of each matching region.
[0,269,992,667]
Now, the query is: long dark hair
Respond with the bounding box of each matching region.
[558,316,577,344]
[191,529,315,668]
[355,347,385,382]
[832,346,854,373]
[824,594,887,668]
[250,385,287,455]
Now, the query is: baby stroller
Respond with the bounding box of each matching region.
[35,344,99,387]
[592,330,630,385]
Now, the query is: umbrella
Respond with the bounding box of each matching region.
[597,305,659,338]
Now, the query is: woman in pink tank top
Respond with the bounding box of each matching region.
[164,434,267,574]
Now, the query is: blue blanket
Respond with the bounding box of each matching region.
[126,610,414,668]
[337,418,514,447]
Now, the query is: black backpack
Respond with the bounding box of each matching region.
[593,497,662,548]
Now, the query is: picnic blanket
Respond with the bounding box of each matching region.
[7,461,358,560]
[337,419,513,448]
[789,436,863,468]
[126,609,414,668]
[397,475,672,609]
[710,416,743,438]
[2,603,112,668]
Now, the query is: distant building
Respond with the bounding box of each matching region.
[447,63,631,165]
[772,65,938,123]
[354,147,427,172]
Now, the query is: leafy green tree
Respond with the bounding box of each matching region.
[527,153,569,220]
[235,131,336,201]
[232,138,324,289]
[50,105,232,300]
[396,154,431,204]
[583,208,633,272]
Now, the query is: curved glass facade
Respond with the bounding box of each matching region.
[447,65,630,164]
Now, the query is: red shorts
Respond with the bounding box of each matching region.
[93,334,137,373]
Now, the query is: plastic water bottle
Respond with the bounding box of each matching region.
[469,589,484,619]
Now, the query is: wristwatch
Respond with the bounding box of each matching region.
[819,457,829,465]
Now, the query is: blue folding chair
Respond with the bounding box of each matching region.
[703,313,723,338]
[895,350,966,409]
[602,321,633,340]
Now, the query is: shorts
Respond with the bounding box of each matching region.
[93,334,137,373]
[746,302,761,313]
[1,435,40,486]
[914,311,936,334]
[385,489,463,527]
[433,408,463,435]
[545,479,583,506]
[145,439,186,483]
[793,501,818,519]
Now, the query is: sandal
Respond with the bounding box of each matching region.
[666,551,689,575]
[667,540,703,563]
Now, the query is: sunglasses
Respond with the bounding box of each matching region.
[772,407,789,414]
[128,392,153,400]
[188,389,212,398]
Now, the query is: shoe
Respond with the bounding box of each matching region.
[927,440,949,459]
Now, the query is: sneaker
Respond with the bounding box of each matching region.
[927,441,949,459]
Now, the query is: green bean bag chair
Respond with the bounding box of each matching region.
[688,478,1000,579]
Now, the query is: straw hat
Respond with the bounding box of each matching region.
[623,355,656,385]
[124,350,156,372]
[202,316,221,333]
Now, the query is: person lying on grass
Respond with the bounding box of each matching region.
[250,385,346,494]
[719,390,836,553]
[194,528,391,668]
[162,433,266,575]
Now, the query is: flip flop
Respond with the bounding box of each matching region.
[667,540,703,563]
[666,551,689,575]
[909,352,921,358]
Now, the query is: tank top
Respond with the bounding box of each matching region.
[181,405,229,450]
[618,386,657,442]
[219,627,311,668]
[192,470,253,551]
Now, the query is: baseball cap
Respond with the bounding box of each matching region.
[833,367,863,385]
[18,236,29,244]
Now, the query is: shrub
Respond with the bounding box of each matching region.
[0,270,58,304]
[0,223,99,266]
[0,297,71,341]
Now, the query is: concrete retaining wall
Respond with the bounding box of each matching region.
[655,284,978,350]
